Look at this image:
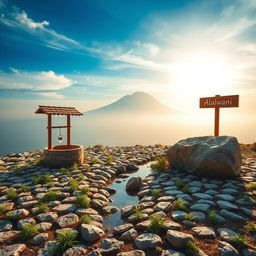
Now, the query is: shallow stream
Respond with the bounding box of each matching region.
[103,163,151,230]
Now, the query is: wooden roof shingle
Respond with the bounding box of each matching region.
[35,105,83,116]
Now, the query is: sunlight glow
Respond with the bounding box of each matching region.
[173,51,235,96]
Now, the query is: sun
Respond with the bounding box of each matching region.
[173,51,235,96]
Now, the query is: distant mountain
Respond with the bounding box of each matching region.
[86,91,175,116]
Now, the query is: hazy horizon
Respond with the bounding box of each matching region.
[0,0,255,154]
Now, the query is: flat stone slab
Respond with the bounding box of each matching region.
[52,204,77,214]
[171,211,186,221]
[192,226,216,239]
[217,201,239,210]
[166,230,194,249]
[215,194,235,201]
[0,230,19,243]
[135,233,162,249]
[217,228,237,241]
[0,243,26,256]
[192,193,213,200]
[56,213,79,228]
[99,238,124,254]
[218,241,239,256]
[37,212,58,222]
[113,224,133,234]
[219,210,246,222]
[190,211,206,222]
[190,203,210,212]
[0,220,12,231]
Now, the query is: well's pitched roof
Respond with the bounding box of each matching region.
[35,105,83,116]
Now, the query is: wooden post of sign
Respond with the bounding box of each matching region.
[214,95,220,136]
[47,114,52,150]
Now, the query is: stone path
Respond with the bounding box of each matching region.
[0,146,256,256]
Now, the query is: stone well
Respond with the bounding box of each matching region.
[44,145,84,168]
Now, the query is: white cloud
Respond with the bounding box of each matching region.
[37,92,65,99]
[16,11,49,29]
[0,69,76,90]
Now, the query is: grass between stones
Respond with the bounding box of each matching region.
[185,241,200,256]
[6,188,18,201]
[147,215,165,234]
[230,233,250,248]
[55,229,77,254]
[19,223,39,241]
[75,195,90,208]
[172,198,187,211]
[79,214,92,224]
[207,210,217,224]
[150,157,169,172]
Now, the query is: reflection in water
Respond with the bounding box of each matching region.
[103,163,151,230]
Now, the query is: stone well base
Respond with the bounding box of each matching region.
[44,145,84,168]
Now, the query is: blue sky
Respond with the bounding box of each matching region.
[0,0,256,119]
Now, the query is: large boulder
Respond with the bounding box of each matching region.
[166,136,241,178]
[126,177,142,192]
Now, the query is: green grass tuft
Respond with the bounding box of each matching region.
[80,186,89,195]
[32,174,52,185]
[184,213,198,222]
[19,184,30,192]
[75,195,90,208]
[172,198,187,211]
[185,241,200,256]
[6,188,18,201]
[230,233,250,248]
[80,214,92,224]
[148,214,165,234]
[55,229,77,253]
[0,205,7,214]
[69,162,78,171]
[69,179,79,192]
[150,157,169,172]
[39,191,59,203]
[19,223,39,240]
[207,210,217,223]
[246,183,256,191]
[245,221,256,234]
[151,189,161,199]
[36,203,49,214]
[134,206,143,220]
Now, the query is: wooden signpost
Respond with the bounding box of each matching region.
[199,95,239,136]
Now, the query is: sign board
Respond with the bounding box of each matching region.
[199,95,239,136]
[200,95,239,108]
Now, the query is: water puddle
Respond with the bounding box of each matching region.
[103,163,151,230]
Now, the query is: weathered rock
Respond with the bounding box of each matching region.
[52,204,77,214]
[86,249,102,256]
[0,230,19,243]
[166,136,241,178]
[166,230,194,249]
[218,241,239,256]
[37,212,58,222]
[242,249,256,256]
[17,217,36,229]
[117,250,145,256]
[135,233,162,249]
[37,222,52,232]
[154,202,171,212]
[162,250,185,256]
[217,228,237,242]
[81,224,104,242]
[99,238,124,254]
[120,228,137,241]
[37,241,58,256]
[192,226,216,239]
[7,209,29,220]
[0,243,26,256]
[63,246,87,256]
[31,233,48,245]
[113,223,133,234]
[0,220,12,231]
[126,177,142,191]
[56,213,79,228]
